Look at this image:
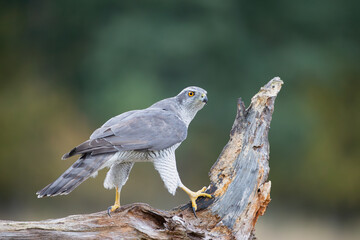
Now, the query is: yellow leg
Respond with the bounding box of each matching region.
[180,185,213,217]
[107,187,120,216]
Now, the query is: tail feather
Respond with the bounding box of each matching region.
[36,153,112,198]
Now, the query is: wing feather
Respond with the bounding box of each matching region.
[62,109,187,159]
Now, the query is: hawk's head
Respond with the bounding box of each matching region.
[176,86,208,112]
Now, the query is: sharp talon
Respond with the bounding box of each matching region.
[108,187,120,217]
[107,207,112,217]
[211,194,215,198]
[180,186,212,218]
[192,206,198,218]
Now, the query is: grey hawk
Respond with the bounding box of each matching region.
[37,86,212,216]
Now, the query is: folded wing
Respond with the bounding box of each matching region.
[62,109,187,159]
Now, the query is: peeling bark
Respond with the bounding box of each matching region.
[0,77,283,240]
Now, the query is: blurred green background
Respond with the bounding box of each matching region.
[0,0,359,239]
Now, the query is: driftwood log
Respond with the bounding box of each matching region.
[0,77,283,240]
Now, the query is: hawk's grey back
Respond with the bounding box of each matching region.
[62,103,188,159]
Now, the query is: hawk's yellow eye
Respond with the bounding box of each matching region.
[188,91,195,97]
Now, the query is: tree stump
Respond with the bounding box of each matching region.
[0,77,283,240]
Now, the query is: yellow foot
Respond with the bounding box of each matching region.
[107,187,121,217]
[181,186,213,218]
[107,204,120,217]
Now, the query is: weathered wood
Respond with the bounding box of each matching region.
[0,77,283,240]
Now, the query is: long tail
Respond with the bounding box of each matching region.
[36,153,112,198]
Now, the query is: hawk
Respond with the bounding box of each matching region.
[37,86,212,216]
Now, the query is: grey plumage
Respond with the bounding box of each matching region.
[36,86,208,199]
[62,109,187,158]
[37,153,113,197]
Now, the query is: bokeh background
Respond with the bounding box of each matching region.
[0,1,359,239]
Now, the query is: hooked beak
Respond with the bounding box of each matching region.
[202,95,208,104]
